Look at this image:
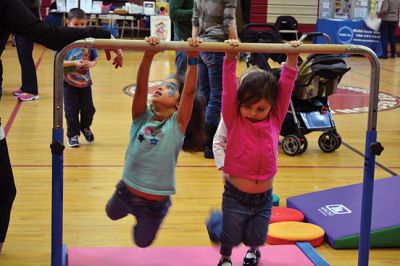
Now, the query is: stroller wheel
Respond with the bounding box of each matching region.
[282,135,301,156]
[318,132,340,153]
[297,137,308,155]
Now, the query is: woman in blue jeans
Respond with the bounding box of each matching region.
[377,0,400,59]
[192,0,238,158]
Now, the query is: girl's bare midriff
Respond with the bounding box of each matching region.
[127,186,167,202]
[229,175,273,193]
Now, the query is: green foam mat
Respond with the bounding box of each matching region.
[334,226,400,249]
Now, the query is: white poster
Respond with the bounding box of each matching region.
[150,16,171,41]
[92,1,103,14]
[143,1,155,15]
[56,0,66,12]
[80,0,93,14]
[66,0,79,12]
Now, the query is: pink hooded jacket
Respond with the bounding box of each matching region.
[222,58,298,181]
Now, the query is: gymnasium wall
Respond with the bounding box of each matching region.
[250,0,319,32]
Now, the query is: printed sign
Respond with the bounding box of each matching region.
[318,204,352,216]
[150,15,171,41]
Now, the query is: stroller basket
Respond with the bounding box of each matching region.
[295,54,351,100]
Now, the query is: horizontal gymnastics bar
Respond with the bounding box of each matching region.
[81,38,373,57]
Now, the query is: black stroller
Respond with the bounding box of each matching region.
[241,28,351,155]
[280,32,350,155]
[240,23,288,71]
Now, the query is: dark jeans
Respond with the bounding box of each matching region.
[0,29,9,99]
[380,20,398,57]
[207,182,273,257]
[105,180,171,247]
[198,52,224,127]
[0,132,17,243]
[63,83,96,138]
[174,34,187,76]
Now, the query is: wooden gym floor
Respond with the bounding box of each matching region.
[0,42,399,266]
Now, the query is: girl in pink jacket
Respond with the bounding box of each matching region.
[207,40,301,266]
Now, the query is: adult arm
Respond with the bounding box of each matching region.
[191,0,199,38]
[376,0,388,17]
[1,0,122,68]
[224,0,238,40]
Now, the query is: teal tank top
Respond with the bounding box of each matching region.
[122,107,184,195]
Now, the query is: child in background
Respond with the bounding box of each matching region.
[63,8,98,147]
[207,39,301,266]
[212,119,228,181]
[105,36,205,247]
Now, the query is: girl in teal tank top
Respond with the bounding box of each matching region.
[105,36,205,248]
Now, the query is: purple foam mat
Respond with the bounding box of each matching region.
[286,176,400,246]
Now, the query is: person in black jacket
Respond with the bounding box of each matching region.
[0,0,123,254]
[0,0,123,101]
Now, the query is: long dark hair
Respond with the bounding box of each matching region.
[170,74,206,152]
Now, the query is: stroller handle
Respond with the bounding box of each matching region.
[299,32,331,44]
[242,23,276,31]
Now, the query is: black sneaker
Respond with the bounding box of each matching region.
[67,135,80,148]
[82,128,94,142]
[218,258,232,266]
[243,248,261,266]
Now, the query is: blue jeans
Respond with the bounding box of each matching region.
[105,180,171,247]
[207,182,273,257]
[380,20,398,57]
[198,52,224,126]
[174,34,187,76]
[63,83,96,138]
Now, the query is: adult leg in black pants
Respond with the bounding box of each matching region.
[14,34,38,98]
[0,124,17,254]
[13,7,40,101]
[387,21,398,58]
[0,30,10,101]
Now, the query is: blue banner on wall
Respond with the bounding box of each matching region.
[315,19,382,57]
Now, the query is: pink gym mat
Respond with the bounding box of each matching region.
[67,245,314,266]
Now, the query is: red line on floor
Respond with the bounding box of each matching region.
[4,101,22,136]
[11,164,371,169]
